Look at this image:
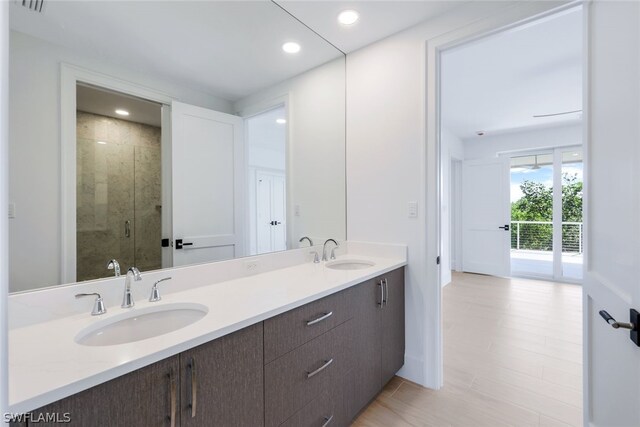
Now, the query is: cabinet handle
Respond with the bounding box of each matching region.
[322,414,334,427]
[378,281,384,307]
[189,358,197,418]
[306,358,334,379]
[383,278,389,306]
[306,311,333,326]
[168,368,177,427]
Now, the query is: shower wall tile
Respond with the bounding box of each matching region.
[76,111,162,281]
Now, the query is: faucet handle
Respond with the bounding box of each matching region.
[75,292,107,316]
[149,277,172,302]
[310,251,320,264]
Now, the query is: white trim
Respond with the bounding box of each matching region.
[0,0,9,416]
[429,0,586,390]
[60,64,173,283]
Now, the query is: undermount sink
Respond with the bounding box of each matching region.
[325,259,376,270]
[75,302,208,347]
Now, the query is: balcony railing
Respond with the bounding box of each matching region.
[511,220,583,253]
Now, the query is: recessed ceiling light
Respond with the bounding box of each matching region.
[276,118,287,124]
[115,109,129,116]
[96,141,107,145]
[282,42,301,54]
[338,10,359,26]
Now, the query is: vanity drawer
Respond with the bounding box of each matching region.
[279,390,342,427]
[265,320,352,427]
[264,288,352,363]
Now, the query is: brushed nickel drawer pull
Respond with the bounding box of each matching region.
[378,281,384,307]
[306,311,333,326]
[168,368,177,427]
[306,358,334,379]
[322,414,334,427]
[189,358,197,418]
[383,278,389,306]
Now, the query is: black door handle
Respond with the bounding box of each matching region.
[175,239,193,250]
[498,224,510,231]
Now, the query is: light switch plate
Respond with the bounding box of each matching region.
[294,204,301,217]
[408,201,418,218]
[8,202,15,219]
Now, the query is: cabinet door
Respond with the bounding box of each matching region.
[180,323,263,427]
[381,267,406,385]
[349,278,382,417]
[28,356,179,427]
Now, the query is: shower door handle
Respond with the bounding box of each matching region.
[125,220,131,238]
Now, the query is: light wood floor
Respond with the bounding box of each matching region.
[353,272,583,427]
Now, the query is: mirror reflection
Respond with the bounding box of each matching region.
[8,1,346,292]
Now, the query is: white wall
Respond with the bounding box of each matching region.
[463,122,582,159]
[440,127,464,287]
[346,1,566,387]
[8,31,233,292]
[234,58,346,250]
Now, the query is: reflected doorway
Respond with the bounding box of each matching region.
[76,84,163,280]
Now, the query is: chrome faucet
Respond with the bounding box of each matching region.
[299,236,314,247]
[122,267,141,308]
[106,259,121,277]
[322,239,339,262]
[149,277,172,302]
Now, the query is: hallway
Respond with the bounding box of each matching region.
[353,272,583,426]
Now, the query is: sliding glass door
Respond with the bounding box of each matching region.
[509,147,583,282]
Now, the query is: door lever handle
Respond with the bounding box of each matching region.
[599,310,635,330]
[498,224,510,231]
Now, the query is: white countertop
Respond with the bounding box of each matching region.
[9,252,406,413]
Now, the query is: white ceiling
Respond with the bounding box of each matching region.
[277,1,464,53]
[441,7,583,140]
[77,84,162,127]
[10,1,343,101]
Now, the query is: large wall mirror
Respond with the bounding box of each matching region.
[8,1,346,293]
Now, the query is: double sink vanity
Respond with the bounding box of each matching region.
[8,242,407,426]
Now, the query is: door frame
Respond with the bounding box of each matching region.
[237,96,291,252]
[427,1,588,392]
[60,64,173,283]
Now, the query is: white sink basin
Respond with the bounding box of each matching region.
[326,259,376,270]
[75,302,208,347]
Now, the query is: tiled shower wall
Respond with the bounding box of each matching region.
[76,111,161,281]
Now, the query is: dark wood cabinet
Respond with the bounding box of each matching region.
[381,267,406,385]
[180,323,263,427]
[28,355,179,427]
[350,278,383,416]
[348,268,406,421]
[23,267,404,427]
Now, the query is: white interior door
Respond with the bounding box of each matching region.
[461,157,510,276]
[255,171,286,254]
[585,2,640,425]
[171,101,244,266]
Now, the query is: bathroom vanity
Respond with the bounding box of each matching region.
[8,244,406,427]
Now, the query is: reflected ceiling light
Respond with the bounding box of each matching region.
[282,42,301,54]
[115,109,130,116]
[338,10,359,26]
[96,141,107,145]
[276,118,287,124]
